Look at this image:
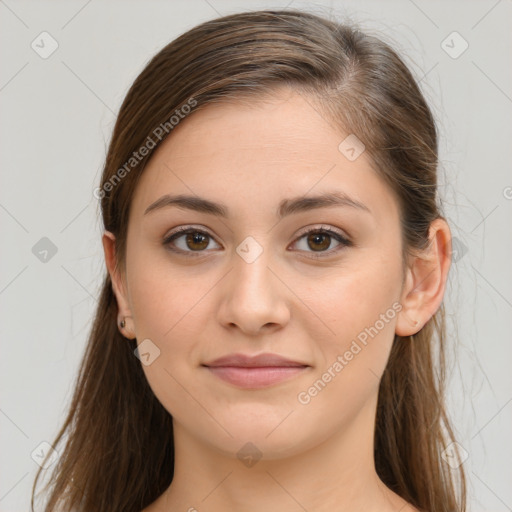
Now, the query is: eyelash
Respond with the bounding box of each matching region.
[162,225,353,259]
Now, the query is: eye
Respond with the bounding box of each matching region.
[290,225,352,258]
[162,224,352,259]
[163,226,220,256]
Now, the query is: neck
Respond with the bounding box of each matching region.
[158,397,415,512]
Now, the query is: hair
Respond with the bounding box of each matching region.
[31,9,466,512]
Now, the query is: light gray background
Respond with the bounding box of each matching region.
[1,0,511,510]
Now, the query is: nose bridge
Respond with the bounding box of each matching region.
[232,235,277,302]
[218,234,290,333]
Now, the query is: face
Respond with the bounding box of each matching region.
[112,87,408,461]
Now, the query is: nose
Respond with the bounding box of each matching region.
[216,248,291,336]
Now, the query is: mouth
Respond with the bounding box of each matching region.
[201,352,310,389]
[203,365,309,389]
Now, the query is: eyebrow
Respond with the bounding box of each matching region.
[143,191,371,218]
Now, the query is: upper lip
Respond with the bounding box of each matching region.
[203,352,309,368]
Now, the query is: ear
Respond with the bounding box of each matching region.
[395,218,452,336]
[102,231,136,339]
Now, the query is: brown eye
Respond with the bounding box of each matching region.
[163,228,220,254]
[184,232,209,251]
[306,232,332,251]
[292,227,352,259]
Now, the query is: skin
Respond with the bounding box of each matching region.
[103,86,451,512]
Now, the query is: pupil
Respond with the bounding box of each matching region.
[309,233,330,251]
[187,232,208,250]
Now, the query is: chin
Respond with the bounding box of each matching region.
[197,413,321,462]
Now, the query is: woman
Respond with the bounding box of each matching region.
[31,9,466,512]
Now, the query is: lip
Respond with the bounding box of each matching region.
[203,352,308,368]
[202,352,310,389]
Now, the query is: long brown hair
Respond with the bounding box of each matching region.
[31,9,466,511]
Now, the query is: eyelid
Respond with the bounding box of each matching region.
[289,224,352,259]
[163,224,214,240]
[162,225,219,256]
[162,224,352,257]
[293,224,350,243]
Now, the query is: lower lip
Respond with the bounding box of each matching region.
[205,366,308,389]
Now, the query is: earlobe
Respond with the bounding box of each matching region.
[102,231,136,339]
[395,218,452,337]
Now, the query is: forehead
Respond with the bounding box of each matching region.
[162,88,341,161]
[130,88,399,224]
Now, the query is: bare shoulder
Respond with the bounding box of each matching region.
[403,505,422,512]
[140,501,157,512]
[384,487,422,512]
[395,499,423,512]
[140,491,170,512]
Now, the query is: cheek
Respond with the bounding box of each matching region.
[127,246,201,340]
[298,257,402,392]
[292,274,400,434]
[127,262,205,418]
[304,263,401,341]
